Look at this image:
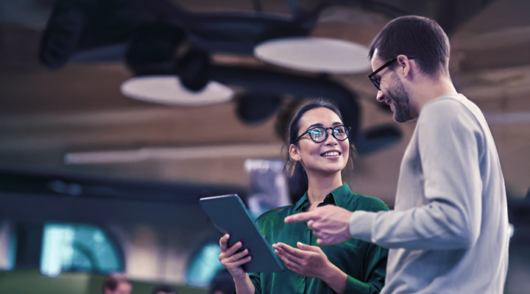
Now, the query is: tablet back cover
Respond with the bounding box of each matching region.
[200,194,283,273]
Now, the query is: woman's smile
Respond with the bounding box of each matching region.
[320,150,341,158]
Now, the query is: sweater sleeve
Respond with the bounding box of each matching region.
[350,98,484,250]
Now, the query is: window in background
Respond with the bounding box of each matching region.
[0,220,17,271]
[186,241,225,287]
[40,223,123,277]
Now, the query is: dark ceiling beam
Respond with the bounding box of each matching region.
[0,167,248,205]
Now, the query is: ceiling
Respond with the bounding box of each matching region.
[0,0,529,205]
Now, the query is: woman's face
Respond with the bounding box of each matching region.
[290,107,350,176]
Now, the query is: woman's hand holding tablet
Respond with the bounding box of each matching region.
[219,234,252,279]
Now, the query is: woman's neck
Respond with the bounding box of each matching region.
[306,171,343,207]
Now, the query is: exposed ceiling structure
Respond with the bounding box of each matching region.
[0,0,529,205]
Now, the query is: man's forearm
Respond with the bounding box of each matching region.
[350,203,474,250]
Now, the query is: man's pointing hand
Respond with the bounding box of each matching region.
[285,205,353,246]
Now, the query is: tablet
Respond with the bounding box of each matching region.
[200,194,284,273]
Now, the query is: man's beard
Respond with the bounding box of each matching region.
[387,76,414,122]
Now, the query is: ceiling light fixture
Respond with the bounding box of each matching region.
[120,76,234,106]
[254,37,372,74]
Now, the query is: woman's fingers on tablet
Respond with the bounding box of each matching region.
[231,254,252,267]
[225,241,243,256]
[219,234,230,251]
[228,248,249,262]
[224,249,251,267]
[220,245,245,261]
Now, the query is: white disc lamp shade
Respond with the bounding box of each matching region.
[120,76,234,106]
[254,37,372,74]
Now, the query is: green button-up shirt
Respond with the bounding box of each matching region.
[249,184,388,294]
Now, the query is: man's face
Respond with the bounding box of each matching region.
[371,49,414,123]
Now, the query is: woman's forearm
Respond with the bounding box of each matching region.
[321,263,347,294]
[233,273,255,294]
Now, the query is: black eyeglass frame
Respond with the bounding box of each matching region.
[293,125,351,143]
[368,56,416,91]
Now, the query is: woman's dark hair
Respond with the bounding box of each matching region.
[102,273,130,293]
[368,15,450,76]
[208,270,235,294]
[284,98,354,203]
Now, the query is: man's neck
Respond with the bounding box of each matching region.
[411,74,457,115]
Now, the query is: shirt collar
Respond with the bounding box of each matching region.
[293,184,351,211]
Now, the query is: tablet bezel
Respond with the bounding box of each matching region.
[200,194,284,273]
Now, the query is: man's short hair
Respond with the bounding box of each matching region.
[103,273,130,292]
[368,15,450,76]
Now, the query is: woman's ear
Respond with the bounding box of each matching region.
[289,144,301,161]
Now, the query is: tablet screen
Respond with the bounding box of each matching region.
[200,194,284,273]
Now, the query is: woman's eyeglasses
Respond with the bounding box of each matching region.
[294,125,350,143]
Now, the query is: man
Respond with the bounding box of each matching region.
[103,273,132,294]
[285,15,510,293]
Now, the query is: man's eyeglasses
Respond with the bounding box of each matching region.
[368,56,415,91]
[294,125,350,143]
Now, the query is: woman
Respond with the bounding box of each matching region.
[219,99,388,293]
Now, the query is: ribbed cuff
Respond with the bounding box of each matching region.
[349,210,376,242]
[345,274,371,294]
